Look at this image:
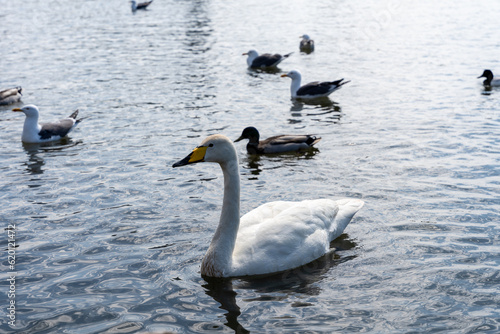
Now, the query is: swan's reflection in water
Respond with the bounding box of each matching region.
[202,235,357,333]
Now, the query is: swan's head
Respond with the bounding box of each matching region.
[242,50,258,58]
[234,127,260,143]
[478,69,493,80]
[173,134,238,167]
[300,34,311,41]
[281,70,301,80]
[12,104,40,118]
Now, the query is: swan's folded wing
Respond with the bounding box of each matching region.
[233,199,350,276]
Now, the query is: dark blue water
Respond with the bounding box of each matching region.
[1,0,499,332]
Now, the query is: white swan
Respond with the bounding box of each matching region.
[172,134,364,277]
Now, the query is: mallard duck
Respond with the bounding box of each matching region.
[242,50,293,69]
[234,126,321,154]
[478,69,500,87]
[299,34,315,53]
[172,134,364,277]
[12,105,82,143]
[281,70,349,99]
[0,87,22,105]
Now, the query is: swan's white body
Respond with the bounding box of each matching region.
[173,134,364,277]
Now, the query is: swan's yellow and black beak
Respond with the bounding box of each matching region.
[172,145,208,167]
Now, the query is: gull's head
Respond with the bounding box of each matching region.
[173,134,237,168]
[242,50,258,58]
[12,104,39,118]
[300,34,311,41]
[281,70,301,80]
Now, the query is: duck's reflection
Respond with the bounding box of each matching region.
[201,235,357,333]
[240,148,320,179]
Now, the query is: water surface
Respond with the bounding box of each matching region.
[1,0,499,333]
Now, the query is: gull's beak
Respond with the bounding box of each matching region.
[12,108,23,112]
[172,145,208,168]
[280,74,289,78]
[242,52,248,56]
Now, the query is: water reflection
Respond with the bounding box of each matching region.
[202,235,356,333]
[202,277,250,334]
[246,67,284,76]
[21,139,81,175]
[184,0,213,54]
[289,99,342,124]
[240,149,320,178]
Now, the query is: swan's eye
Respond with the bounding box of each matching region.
[208,143,214,147]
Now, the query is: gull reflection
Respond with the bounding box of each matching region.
[289,99,342,125]
[21,139,82,175]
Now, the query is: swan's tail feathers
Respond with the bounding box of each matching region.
[329,198,364,241]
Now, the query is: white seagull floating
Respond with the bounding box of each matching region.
[12,105,82,143]
[242,50,293,69]
[234,126,321,154]
[478,69,500,87]
[299,34,315,53]
[281,70,350,99]
[172,134,364,277]
[0,87,22,105]
[131,0,153,12]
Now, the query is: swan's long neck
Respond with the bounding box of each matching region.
[290,76,301,98]
[201,159,240,277]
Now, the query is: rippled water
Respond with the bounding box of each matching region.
[1,0,500,333]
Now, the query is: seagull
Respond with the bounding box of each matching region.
[0,87,22,105]
[131,0,153,11]
[281,70,350,99]
[299,34,315,53]
[234,126,321,154]
[12,105,82,143]
[478,69,500,87]
[242,50,293,69]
